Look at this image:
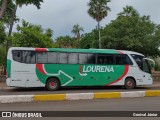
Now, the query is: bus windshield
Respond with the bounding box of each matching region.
[131,54,151,74]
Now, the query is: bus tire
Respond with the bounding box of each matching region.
[46,78,60,91]
[125,78,136,89]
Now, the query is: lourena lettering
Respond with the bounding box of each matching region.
[82,66,114,73]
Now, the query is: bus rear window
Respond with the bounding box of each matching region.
[12,50,22,62]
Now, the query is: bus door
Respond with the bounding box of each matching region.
[131,55,152,84]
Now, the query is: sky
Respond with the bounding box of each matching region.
[15,0,160,39]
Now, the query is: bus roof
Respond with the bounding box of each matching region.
[120,50,144,56]
[9,47,144,56]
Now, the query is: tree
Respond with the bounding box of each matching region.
[88,0,111,49]
[0,0,8,20]
[71,24,84,48]
[0,0,43,52]
[56,36,76,48]
[118,5,138,17]
[0,45,6,66]
[80,29,99,48]
[0,0,43,20]
[45,28,53,38]
[101,6,160,57]
[12,20,53,48]
[8,0,43,35]
[0,21,6,44]
[0,0,17,23]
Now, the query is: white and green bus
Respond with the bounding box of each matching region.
[6,47,153,91]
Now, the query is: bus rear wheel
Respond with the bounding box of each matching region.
[125,78,136,89]
[46,78,60,91]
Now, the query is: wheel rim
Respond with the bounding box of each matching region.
[49,81,57,89]
[127,81,133,87]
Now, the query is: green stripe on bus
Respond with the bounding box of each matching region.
[47,48,120,54]
[7,59,11,78]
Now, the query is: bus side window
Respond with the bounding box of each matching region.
[36,52,48,63]
[68,53,78,64]
[97,54,114,65]
[126,55,133,65]
[114,55,132,65]
[48,52,57,63]
[58,52,68,64]
[12,50,22,62]
[88,54,96,64]
[97,55,105,64]
[22,51,36,64]
[106,55,114,64]
[79,53,88,64]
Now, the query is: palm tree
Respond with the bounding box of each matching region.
[45,28,53,38]
[88,0,111,49]
[118,6,139,17]
[71,24,84,47]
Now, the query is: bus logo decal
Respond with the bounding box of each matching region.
[45,70,73,86]
[79,65,88,76]
[36,64,73,86]
[80,65,114,73]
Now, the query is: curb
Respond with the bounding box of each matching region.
[0,90,160,103]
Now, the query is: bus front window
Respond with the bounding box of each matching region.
[131,54,151,73]
[131,54,143,70]
[142,59,151,73]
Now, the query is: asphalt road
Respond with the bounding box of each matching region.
[0,97,160,120]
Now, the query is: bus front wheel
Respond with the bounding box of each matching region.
[125,78,136,89]
[46,78,60,91]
